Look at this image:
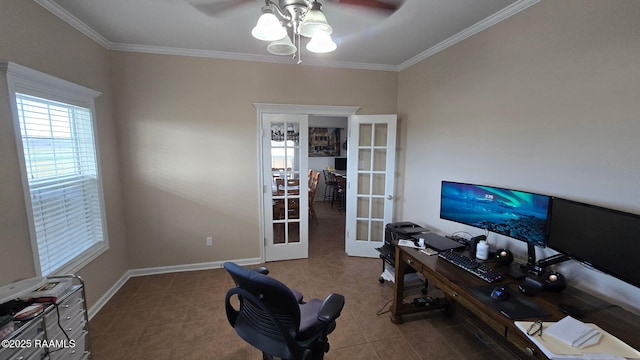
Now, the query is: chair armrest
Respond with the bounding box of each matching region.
[317,293,345,323]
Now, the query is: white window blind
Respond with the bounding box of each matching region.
[15,93,105,276]
[3,62,107,277]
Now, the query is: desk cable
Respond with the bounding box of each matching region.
[376,299,392,316]
[46,303,72,355]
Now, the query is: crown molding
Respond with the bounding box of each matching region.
[253,103,360,116]
[398,0,541,71]
[33,0,111,48]
[35,0,539,72]
[109,43,399,71]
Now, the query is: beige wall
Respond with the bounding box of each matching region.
[397,0,640,313]
[109,52,398,268]
[0,0,128,307]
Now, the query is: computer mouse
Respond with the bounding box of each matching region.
[490,286,510,301]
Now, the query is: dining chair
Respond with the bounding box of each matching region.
[322,170,336,202]
[331,174,346,213]
[308,171,320,224]
[274,178,301,220]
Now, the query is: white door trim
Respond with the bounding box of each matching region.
[255,104,360,263]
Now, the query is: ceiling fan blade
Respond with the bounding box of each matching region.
[329,0,400,11]
[189,0,253,17]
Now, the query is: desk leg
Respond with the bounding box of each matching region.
[390,247,406,324]
[390,247,449,324]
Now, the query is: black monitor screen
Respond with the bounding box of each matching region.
[334,158,347,171]
[440,181,551,247]
[547,198,640,288]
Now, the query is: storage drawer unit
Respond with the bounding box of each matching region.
[0,274,91,360]
[0,318,45,360]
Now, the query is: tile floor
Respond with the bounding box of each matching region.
[88,201,519,360]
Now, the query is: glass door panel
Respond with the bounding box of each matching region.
[356,197,369,218]
[359,124,372,146]
[358,149,372,171]
[371,198,385,219]
[263,114,308,261]
[374,124,388,146]
[373,149,387,171]
[372,174,386,195]
[357,173,371,194]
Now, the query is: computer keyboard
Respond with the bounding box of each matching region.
[438,249,504,283]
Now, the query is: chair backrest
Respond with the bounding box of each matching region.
[309,171,320,193]
[224,262,302,359]
[335,174,345,190]
[322,169,335,184]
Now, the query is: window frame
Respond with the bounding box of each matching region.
[2,62,109,276]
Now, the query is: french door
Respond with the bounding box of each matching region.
[262,113,309,261]
[255,103,360,262]
[345,115,397,257]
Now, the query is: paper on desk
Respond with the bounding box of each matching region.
[546,316,602,349]
[398,239,425,249]
[380,265,424,286]
[381,268,395,282]
[515,321,640,360]
[523,353,625,360]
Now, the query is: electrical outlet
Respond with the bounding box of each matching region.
[206,236,213,246]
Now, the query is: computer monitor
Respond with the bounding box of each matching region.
[440,181,551,245]
[547,198,640,288]
[440,181,551,274]
[334,158,347,171]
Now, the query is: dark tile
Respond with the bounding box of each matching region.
[90,202,502,359]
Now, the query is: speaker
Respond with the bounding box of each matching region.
[543,271,567,292]
[494,248,514,265]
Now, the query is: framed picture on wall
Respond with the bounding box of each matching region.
[309,127,341,157]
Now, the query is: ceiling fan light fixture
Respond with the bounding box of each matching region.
[306,32,336,53]
[251,0,338,62]
[267,35,297,55]
[251,9,287,41]
[299,8,332,38]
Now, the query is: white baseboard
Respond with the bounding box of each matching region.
[87,257,261,319]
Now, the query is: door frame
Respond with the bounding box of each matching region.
[255,103,360,263]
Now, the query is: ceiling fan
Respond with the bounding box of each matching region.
[190,0,402,63]
[190,0,401,17]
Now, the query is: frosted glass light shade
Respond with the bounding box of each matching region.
[299,9,332,38]
[267,36,296,55]
[251,12,287,41]
[306,32,336,53]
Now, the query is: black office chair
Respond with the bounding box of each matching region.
[223,262,345,360]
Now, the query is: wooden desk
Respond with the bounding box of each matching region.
[390,244,640,359]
